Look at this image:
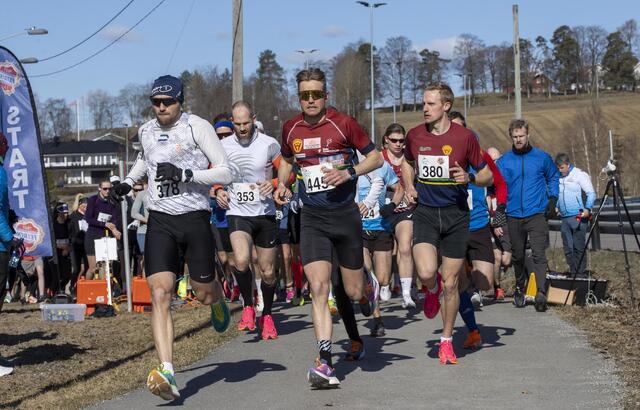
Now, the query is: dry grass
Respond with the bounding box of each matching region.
[0,303,240,410]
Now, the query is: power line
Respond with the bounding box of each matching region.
[31,0,166,78]
[38,0,136,62]
[165,0,196,73]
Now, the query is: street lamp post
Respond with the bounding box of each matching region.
[296,49,318,70]
[124,124,129,171]
[357,1,386,143]
[0,27,48,42]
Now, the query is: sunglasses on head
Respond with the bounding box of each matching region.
[150,97,178,107]
[388,138,405,144]
[298,90,326,101]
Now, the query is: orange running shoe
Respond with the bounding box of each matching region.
[463,329,482,350]
[438,339,458,365]
[237,306,256,331]
[495,287,505,301]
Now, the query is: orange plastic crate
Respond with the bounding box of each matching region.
[76,278,109,315]
[132,276,152,313]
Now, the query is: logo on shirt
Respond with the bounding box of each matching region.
[303,137,321,150]
[175,144,182,153]
[293,138,303,153]
[13,219,45,253]
[0,62,21,96]
[419,146,431,152]
[157,134,169,142]
[442,145,453,155]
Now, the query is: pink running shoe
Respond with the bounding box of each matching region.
[285,286,295,304]
[307,358,340,388]
[438,339,458,365]
[423,272,442,319]
[259,314,278,340]
[237,306,256,331]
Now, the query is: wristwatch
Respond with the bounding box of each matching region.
[184,169,194,183]
[347,166,357,181]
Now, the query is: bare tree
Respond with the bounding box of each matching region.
[380,36,413,111]
[617,19,639,54]
[118,83,152,126]
[484,45,501,93]
[41,98,72,138]
[454,34,486,101]
[583,26,608,93]
[86,90,111,130]
[331,43,369,118]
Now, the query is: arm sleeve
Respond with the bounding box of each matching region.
[190,120,233,186]
[362,172,384,209]
[544,152,560,198]
[483,152,507,206]
[579,170,596,209]
[84,197,105,229]
[131,192,146,222]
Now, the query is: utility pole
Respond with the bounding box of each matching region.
[513,4,522,119]
[232,0,243,103]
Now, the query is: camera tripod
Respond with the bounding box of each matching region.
[563,170,640,307]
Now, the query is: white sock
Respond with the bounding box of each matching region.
[400,278,412,296]
[440,336,452,343]
[255,278,262,291]
[162,361,174,375]
[328,287,334,300]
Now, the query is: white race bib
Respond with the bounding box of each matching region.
[154,180,183,199]
[418,155,449,180]
[97,212,112,223]
[362,202,381,220]
[467,189,473,210]
[301,163,334,193]
[233,183,260,204]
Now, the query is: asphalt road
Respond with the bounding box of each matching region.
[93,296,620,410]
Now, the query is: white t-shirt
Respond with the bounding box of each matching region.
[221,130,280,217]
[125,113,232,215]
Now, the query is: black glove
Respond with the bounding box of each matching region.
[491,204,507,228]
[9,237,25,256]
[380,202,396,218]
[108,182,131,204]
[155,162,183,182]
[544,196,558,220]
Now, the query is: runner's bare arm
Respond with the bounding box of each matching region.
[274,156,294,204]
[401,158,418,204]
[390,182,404,206]
[354,149,383,176]
[191,121,233,185]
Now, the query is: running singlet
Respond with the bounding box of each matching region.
[382,149,403,185]
[281,108,375,209]
[125,113,231,215]
[468,169,490,232]
[358,162,399,231]
[404,121,485,208]
[221,131,280,217]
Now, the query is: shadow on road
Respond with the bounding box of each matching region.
[0,331,58,346]
[425,324,516,359]
[9,342,90,366]
[166,359,286,406]
[336,336,413,378]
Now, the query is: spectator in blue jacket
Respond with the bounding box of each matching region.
[555,153,595,277]
[497,119,559,312]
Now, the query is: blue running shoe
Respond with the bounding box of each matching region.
[210,298,230,333]
[147,364,180,401]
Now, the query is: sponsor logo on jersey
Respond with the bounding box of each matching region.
[14,219,45,252]
[442,145,453,155]
[419,146,431,151]
[157,134,169,142]
[293,138,303,153]
[303,137,321,150]
[0,62,21,96]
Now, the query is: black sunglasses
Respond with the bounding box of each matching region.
[150,97,179,107]
[388,138,405,144]
[100,187,110,191]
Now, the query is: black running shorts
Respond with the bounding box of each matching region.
[227,215,277,249]
[363,230,394,253]
[211,225,233,253]
[145,210,215,283]
[467,226,496,264]
[491,225,512,253]
[413,204,469,259]
[287,210,301,245]
[300,203,363,269]
[385,208,413,232]
[277,229,291,245]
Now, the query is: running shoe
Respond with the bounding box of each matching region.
[292,294,305,306]
[401,294,416,309]
[222,280,232,300]
[463,329,482,350]
[237,306,256,331]
[210,298,230,333]
[147,364,180,401]
[513,287,525,308]
[534,292,548,312]
[379,285,391,302]
[438,340,458,365]
[328,297,338,316]
[494,287,505,301]
[285,286,295,304]
[471,291,482,309]
[0,362,13,378]
[231,285,240,302]
[423,273,442,319]
[344,340,366,361]
[370,321,386,337]
[259,314,278,340]
[307,358,340,388]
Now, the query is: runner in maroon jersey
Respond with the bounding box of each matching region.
[379,123,415,309]
[274,68,383,388]
[401,83,493,365]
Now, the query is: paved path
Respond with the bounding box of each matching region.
[94,298,620,410]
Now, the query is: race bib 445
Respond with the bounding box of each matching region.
[301,163,335,193]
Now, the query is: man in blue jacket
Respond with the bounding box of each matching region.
[555,153,595,277]
[497,119,559,312]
